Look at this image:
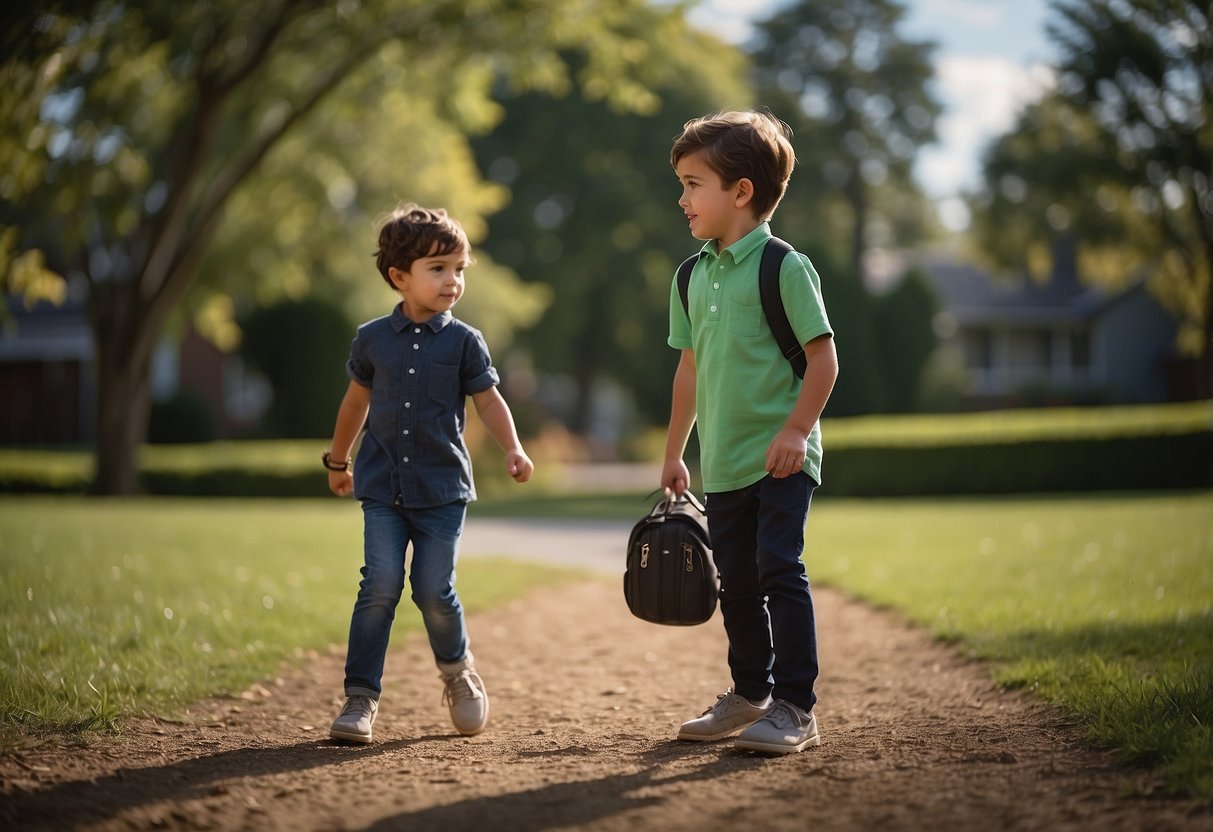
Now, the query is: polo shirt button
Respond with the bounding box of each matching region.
[412,344,419,350]
[408,368,415,374]
[403,429,410,435]
[414,327,421,333]
[402,457,409,463]
[404,402,411,408]
[713,282,720,289]
[709,305,718,312]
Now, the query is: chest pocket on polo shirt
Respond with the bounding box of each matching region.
[725,300,764,337]
[428,363,460,403]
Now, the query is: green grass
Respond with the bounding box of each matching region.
[807,491,1213,797]
[0,497,586,744]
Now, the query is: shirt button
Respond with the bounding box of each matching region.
[414,327,421,333]
[408,368,415,374]
[402,457,409,463]
[412,344,419,350]
[709,305,718,312]
[403,429,410,435]
[404,402,411,408]
[713,282,720,289]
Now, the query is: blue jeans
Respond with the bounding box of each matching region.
[706,472,818,712]
[343,499,468,699]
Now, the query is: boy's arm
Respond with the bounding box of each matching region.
[327,380,371,497]
[766,334,838,479]
[661,349,698,496]
[471,386,533,483]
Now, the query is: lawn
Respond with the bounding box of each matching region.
[1,490,1209,796]
[807,490,1213,797]
[0,497,585,744]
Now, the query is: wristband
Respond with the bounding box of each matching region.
[322,452,351,472]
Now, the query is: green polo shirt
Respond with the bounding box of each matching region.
[668,222,833,492]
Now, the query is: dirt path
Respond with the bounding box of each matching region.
[2,579,1209,831]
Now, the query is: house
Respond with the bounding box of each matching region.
[914,248,1182,406]
[1,291,267,445]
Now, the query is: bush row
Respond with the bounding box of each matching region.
[2,403,1210,497]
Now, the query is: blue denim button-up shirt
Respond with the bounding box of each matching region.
[347,305,499,508]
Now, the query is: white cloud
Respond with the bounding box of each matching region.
[917,54,1053,201]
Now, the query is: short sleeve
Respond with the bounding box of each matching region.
[460,328,500,395]
[345,331,373,387]
[668,272,692,350]
[781,252,833,347]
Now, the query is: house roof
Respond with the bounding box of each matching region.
[1,293,93,361]
[916,253,1134,328]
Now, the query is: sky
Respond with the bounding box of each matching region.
[686,0,1058,230]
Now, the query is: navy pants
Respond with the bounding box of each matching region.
[706,472,819,712]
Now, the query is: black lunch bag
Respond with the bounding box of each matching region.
[623,491,719,625]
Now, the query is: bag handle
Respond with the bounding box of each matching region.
[662,490,706,516]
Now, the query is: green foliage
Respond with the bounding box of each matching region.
[749,0,942,272]
[146,388,219,444]
[239,297,352,438]
[470,11,751,432]
[971,1,1212,382]
[823,400,1213,495]
[0,497,585,742]
[3,402,1208,496]
[0,0,711,492]
[871,267,939,411]
[810,491,1213,795]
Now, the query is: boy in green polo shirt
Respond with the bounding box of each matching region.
[661,110,838,754]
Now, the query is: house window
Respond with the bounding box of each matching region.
[1070,329,1090,369]
[962,329,992,369]
[1006,329,1051,369]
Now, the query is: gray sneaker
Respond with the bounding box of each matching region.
[677,688,772,741]
[734,699,820,754]
[438,654,489,736]
[329,695,378,744]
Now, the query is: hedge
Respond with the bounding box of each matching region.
[1,402,1210,497]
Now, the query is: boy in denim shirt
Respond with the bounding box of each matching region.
[661,111,838,754]
[324,204,533,743]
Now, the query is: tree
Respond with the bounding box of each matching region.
[0,0,689,493]
[470,17,750,434]
[970,0,1212,395]
[748,0,941,274]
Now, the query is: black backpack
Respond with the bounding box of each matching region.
[624,492,718,626]
[676,236,806,379]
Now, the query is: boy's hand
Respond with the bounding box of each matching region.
[328,469,353,497]
[661,457,690,497]
[766,427,808,479]
[505,449,534,483]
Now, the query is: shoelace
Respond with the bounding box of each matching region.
[442,669,484,706]
[703,688,739,716]
[760,700,805,729]
[341,696,374,720]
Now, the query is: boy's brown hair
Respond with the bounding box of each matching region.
[670,110,796,221]
[374,204,470,287]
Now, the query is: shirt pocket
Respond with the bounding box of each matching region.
[725,299,764,338]
[428,362,460,403]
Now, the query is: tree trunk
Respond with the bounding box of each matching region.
[1203,241,1213,399]
[847,169,867,278]
[89,283,156,495]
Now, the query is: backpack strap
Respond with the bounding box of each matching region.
[676,238,805,380]
[676,252,703,320]
[759,237,806,379]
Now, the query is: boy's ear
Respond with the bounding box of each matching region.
[733,177,755,210]
[387,266,408,289]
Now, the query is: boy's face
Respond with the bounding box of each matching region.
[675,150,749,244]
[388,246,467,321]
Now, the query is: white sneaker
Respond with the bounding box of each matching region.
[438,653,489,736]
[734,699,820,754]
[677,688,771,741]
[329,695,378,744]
